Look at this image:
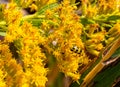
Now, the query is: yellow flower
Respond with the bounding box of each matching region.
[108,22,120,37]
[66,72,80,81]
[1,18,48,86]
[86,4,98,18]
[3,3,22,25]
[45,9,54,19]
[40,0,89,81]
[0,69,6,87]
[98,0,118,14]
[47,0,56,4]
[20,0,33,8]
[95,43,103,51]
[29,4,38,12]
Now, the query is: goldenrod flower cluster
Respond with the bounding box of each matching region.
[39,0,89,81]
[0,0,120,86]
[0,3,48,87]
[80,0,120,57]
[98,0,118,14]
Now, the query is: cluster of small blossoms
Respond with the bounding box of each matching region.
[80,0,120,56]
[0,68,6,87]
[81,0,120,16]
[85,3,98,18]
[101,22,120,60]
[0,43,25,86]
[39,0,90,81]
[0,42,7,87]
[97,0,119,14]
[0,2,48,87]
[108,22,120,37]
[3,3,22,25]
[18,22,48,87]
[20,0,56,10]
[84,24,106,56]
[1,0,120,85]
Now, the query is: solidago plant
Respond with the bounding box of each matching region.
[0,0,120,87]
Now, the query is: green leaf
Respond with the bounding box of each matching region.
[88,47,120,87]
[80,18,95,26]
[0,31,6,36]
[26,18,43,27]
[107,15,120,21]
[36,3,59,15]
[111,47,120,58]
[13,0,21,6]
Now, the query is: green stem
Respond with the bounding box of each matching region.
[81,0,87,16]
[0,21,6,25]
[0,21,7,32]
[70,0,76,4]
[0,26,7,31]
[22,14,45,21]
[22,14,36,20]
